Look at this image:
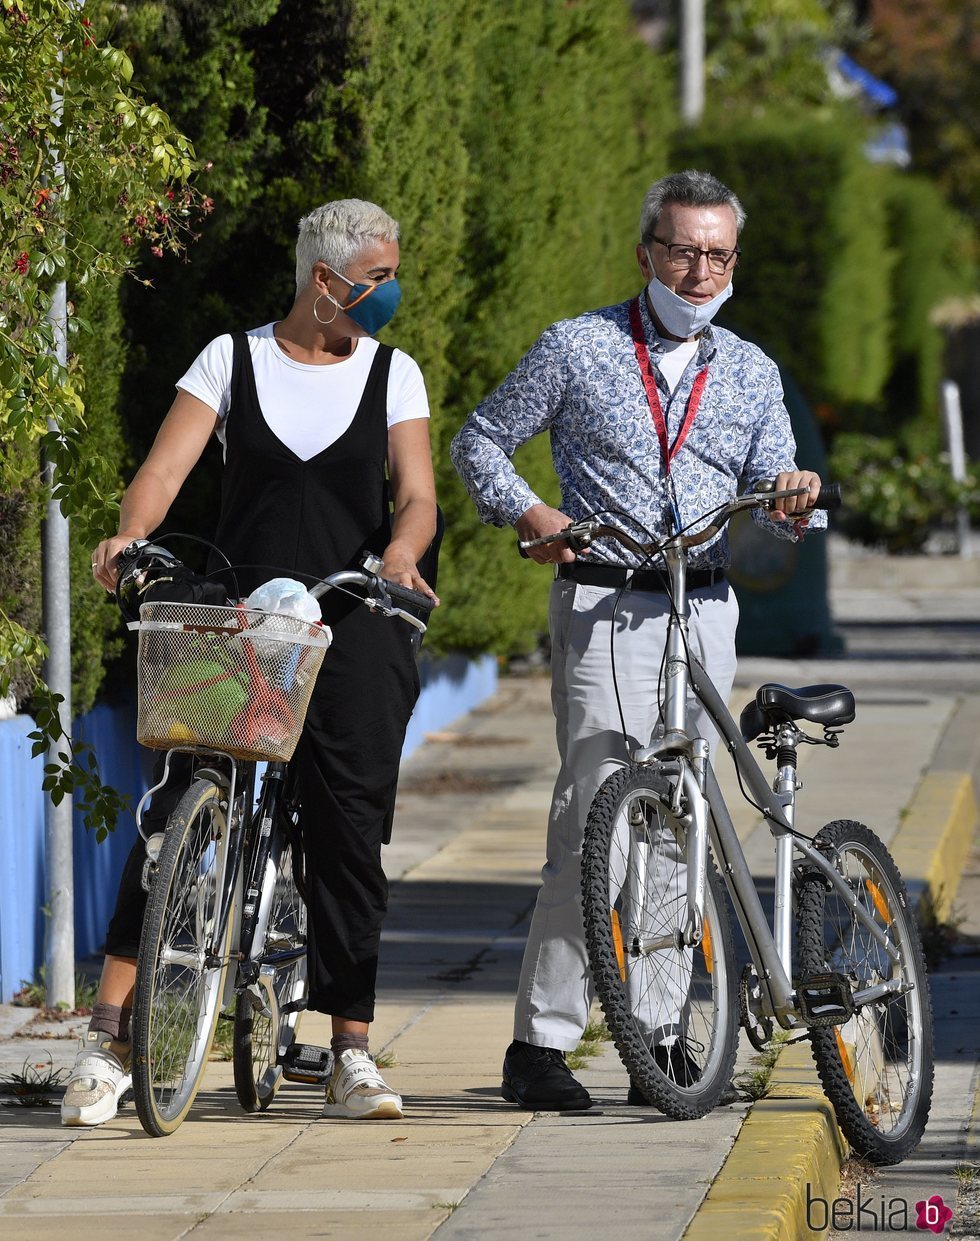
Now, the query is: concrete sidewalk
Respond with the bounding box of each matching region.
[2,555,980,1241]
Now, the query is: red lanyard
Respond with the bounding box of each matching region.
[629,297,709,474]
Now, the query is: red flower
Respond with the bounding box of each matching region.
[13,251,29,275]
[121,234,133,247]
[150,245,163,258]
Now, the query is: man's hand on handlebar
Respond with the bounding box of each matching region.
[769,471,821,522]
[515,503,587,565]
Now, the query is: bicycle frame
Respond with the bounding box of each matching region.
[631,545,899,1030]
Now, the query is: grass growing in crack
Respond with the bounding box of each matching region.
[734,1030,791,1101]
[209,1010,236,1061]
[917,889,965,969]
[373,1050,397,1070]
[954,1163,980,1185]
[434,1201,461,1212]
[566,1017,612,1071]
[13,968,100,1013]
[0,1055,69,1107]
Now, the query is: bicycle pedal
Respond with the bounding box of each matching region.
[280,1042,333,1084]
[797,972,855,1026]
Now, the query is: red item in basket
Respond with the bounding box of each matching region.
[231,626,298,752]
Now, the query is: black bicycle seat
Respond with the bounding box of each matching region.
[739,683,855,741]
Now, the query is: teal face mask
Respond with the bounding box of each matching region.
[329,270,402,335]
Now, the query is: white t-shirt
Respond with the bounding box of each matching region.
[177,323,429,462]
[656,339,700,394]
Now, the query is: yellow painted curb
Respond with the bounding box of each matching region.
[889,771,979,923]
[683,1043,847,1241]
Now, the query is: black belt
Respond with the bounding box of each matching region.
[556,562,726,591]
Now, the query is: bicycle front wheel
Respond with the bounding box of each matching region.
[233,831,308,1111]
[797,820,934,1165]
[132,778,234,1136]
[583,763,738,1119]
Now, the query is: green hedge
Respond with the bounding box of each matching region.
[883,174,976,440]
[675,117,893,406]
[98,0,670,667]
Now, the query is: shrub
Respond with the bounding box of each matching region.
[829,431,980,552]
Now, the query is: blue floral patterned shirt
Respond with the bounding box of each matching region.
[451,294,826,569]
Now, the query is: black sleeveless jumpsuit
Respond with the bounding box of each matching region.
[106,333,421,1023]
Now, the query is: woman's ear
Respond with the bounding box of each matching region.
[312,260,332,294]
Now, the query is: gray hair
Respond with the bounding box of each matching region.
[639,170,746,244]
[295,198,400,294]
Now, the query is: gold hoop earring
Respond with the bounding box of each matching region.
[313,293,339,325]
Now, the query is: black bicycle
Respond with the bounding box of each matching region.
[121,545,433,1136]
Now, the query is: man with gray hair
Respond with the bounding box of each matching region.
[452,169,825,1111]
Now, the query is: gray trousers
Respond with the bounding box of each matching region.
[514,577,739,1051]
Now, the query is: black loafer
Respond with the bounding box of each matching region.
[501,1040,592,1111]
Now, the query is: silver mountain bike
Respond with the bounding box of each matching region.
[520,484,933,1166]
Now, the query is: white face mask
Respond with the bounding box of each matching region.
[645,268,733,340]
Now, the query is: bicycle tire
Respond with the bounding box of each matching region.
[132,778,235,1137]
[797,820,934,1165]
[233,831,307,1111]
[583,763,739,1118]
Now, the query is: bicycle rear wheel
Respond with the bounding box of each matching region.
[797,820,934,1165]
[233,829,308,1111]
[132,778,235,1136]
[583,763,738,1118]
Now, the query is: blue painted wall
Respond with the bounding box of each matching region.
[0,653,497,1001]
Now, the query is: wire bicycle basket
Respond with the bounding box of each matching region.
[133,601,332,761]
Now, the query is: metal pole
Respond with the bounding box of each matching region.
[42,66,75,1011]
[679,0,705,125]
[940,379,972,558]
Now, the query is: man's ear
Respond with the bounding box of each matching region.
[636,242,652,281]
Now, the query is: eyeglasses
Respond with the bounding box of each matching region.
[651,237,740,275]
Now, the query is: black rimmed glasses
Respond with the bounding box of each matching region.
[651,236,740,275]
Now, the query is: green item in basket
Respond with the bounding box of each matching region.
[156,658,248,737]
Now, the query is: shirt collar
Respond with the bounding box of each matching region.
[635,291,718,365]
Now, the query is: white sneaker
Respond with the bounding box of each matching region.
[61,1030,132,1127]
[322,1049,403,1119]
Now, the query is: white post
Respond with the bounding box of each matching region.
[42,54,75,1011]
[679,0,705,125]
[940,379,972,558]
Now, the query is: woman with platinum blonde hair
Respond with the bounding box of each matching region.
[69,198,440,1127]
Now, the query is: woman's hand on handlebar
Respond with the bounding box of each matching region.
[379,545,440,606]
[769,471,821,522]
[91,533,143,593]
[515,503,586,565]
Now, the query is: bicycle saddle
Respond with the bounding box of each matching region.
[739,683,855,741]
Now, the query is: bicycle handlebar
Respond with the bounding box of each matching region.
[310,567,434,635]
[117,541,434,637]
[518,481,842,559]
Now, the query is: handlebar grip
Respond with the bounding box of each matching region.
[518,540,530,559]
[814,483,842,511]
[381,579,436,614]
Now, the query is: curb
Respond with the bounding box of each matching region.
[684,695,980,1241]
[683,1043,848,1241]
